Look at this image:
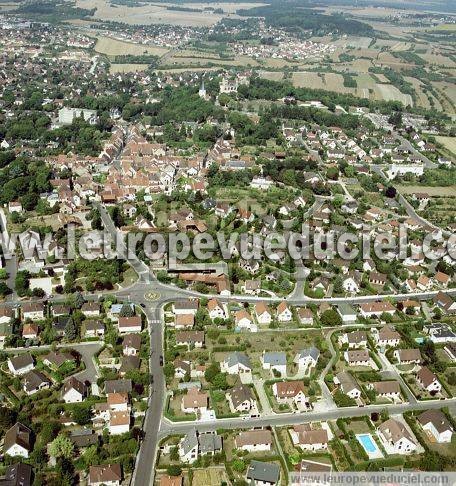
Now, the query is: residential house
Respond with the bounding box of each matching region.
[235,309,257,332]
[235,430,272,452]
[272,381,308,408]
[176,331,205,349]
[22,303,45,321]
[372,325,401,347]
[207,298,226,320]
[418,410,453,444]
[221,352,252,375]
[8,354,34,376]
[109,411,130,435]
[262,352,287,376]
[22,370,51,395]
[88,464,122,486]
[173,301,199,316]
[81,303,101,318]
[84,320,105,338]
[340,331,367,349]
[62,376,87,403]
[433,292,456,314]
[344,349,370,367]
[334,372,361,399]
[294,348,320,371]
[3,423,31,458]
[276,302,292,322]
[290,425,329,451]
[178,430,199,463]
[359,302,396,319]
[22,323,39,340]
[246,460,280,486]
[227,384,256,413]
[122,334,141,356]
[0,306,13,324]
[369,272,387,287]
[417,366,441,393]
[297,308,313,325]
[377,418,417,455]
[255,303,272,325]
[181,387,208,414]
[118,316,142,334]
[370,381,401,400]
[394,349,421,365]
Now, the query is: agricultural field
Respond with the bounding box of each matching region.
[95,36,169,57]
[192,467,231,486]
[259,71,285,82]
[436,137,456,157]
[397,185,456,197]
[76,0,235,26]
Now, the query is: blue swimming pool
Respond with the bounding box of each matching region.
[357,434,377,453]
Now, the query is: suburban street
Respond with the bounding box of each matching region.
[160,397,456,436]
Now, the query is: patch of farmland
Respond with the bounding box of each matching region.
[433,82,456,108]
[397,184,456,197]
[348,58,373,72]
[95,36,169,57]
[332,36,372,48]
[390,41,412,52]
[374,84,413,106]
[325,72,356,93]
[420,51,456,68]
[436,137,456,157]
[259,71,284,82]
[404,76,433,110]
[292,72,326,89]
[164,55,259,67]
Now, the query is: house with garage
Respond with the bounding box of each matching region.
[340,331,367,349]
[290,424,329,451]
[62,376,88,403]
[22,370,51,395]
[418,410,453,443]
[377,418,417,455]
[372,325,401,348]
[89,464,122,486]
[417,366,442,393]
[221,352,252,375]
[262,352,287,376]
[276,301,292,322]
[226,384,256,414]
[181,387,208,414]
[334,372,361,399]
[294,347,320,371]
[254,302,272,325]
[22,303,45,321]
[8,354,35,376]
[3,423,31,458]
[272,380,308,409]
[235,430,272,452]
[369,381,401,401]
[178,430,199,463]
[235,309,257,332]
[344,349,370,367]
[207,298,226,320]
[176,331,205,349]
[394,348,421,365]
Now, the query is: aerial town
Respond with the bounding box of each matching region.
[0,0,455,485]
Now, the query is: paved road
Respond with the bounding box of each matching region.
[0,208,17,300]
[131,303,165,486]
[4,341,102,384]
[392,132,437,169]
[160,396,456,436]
